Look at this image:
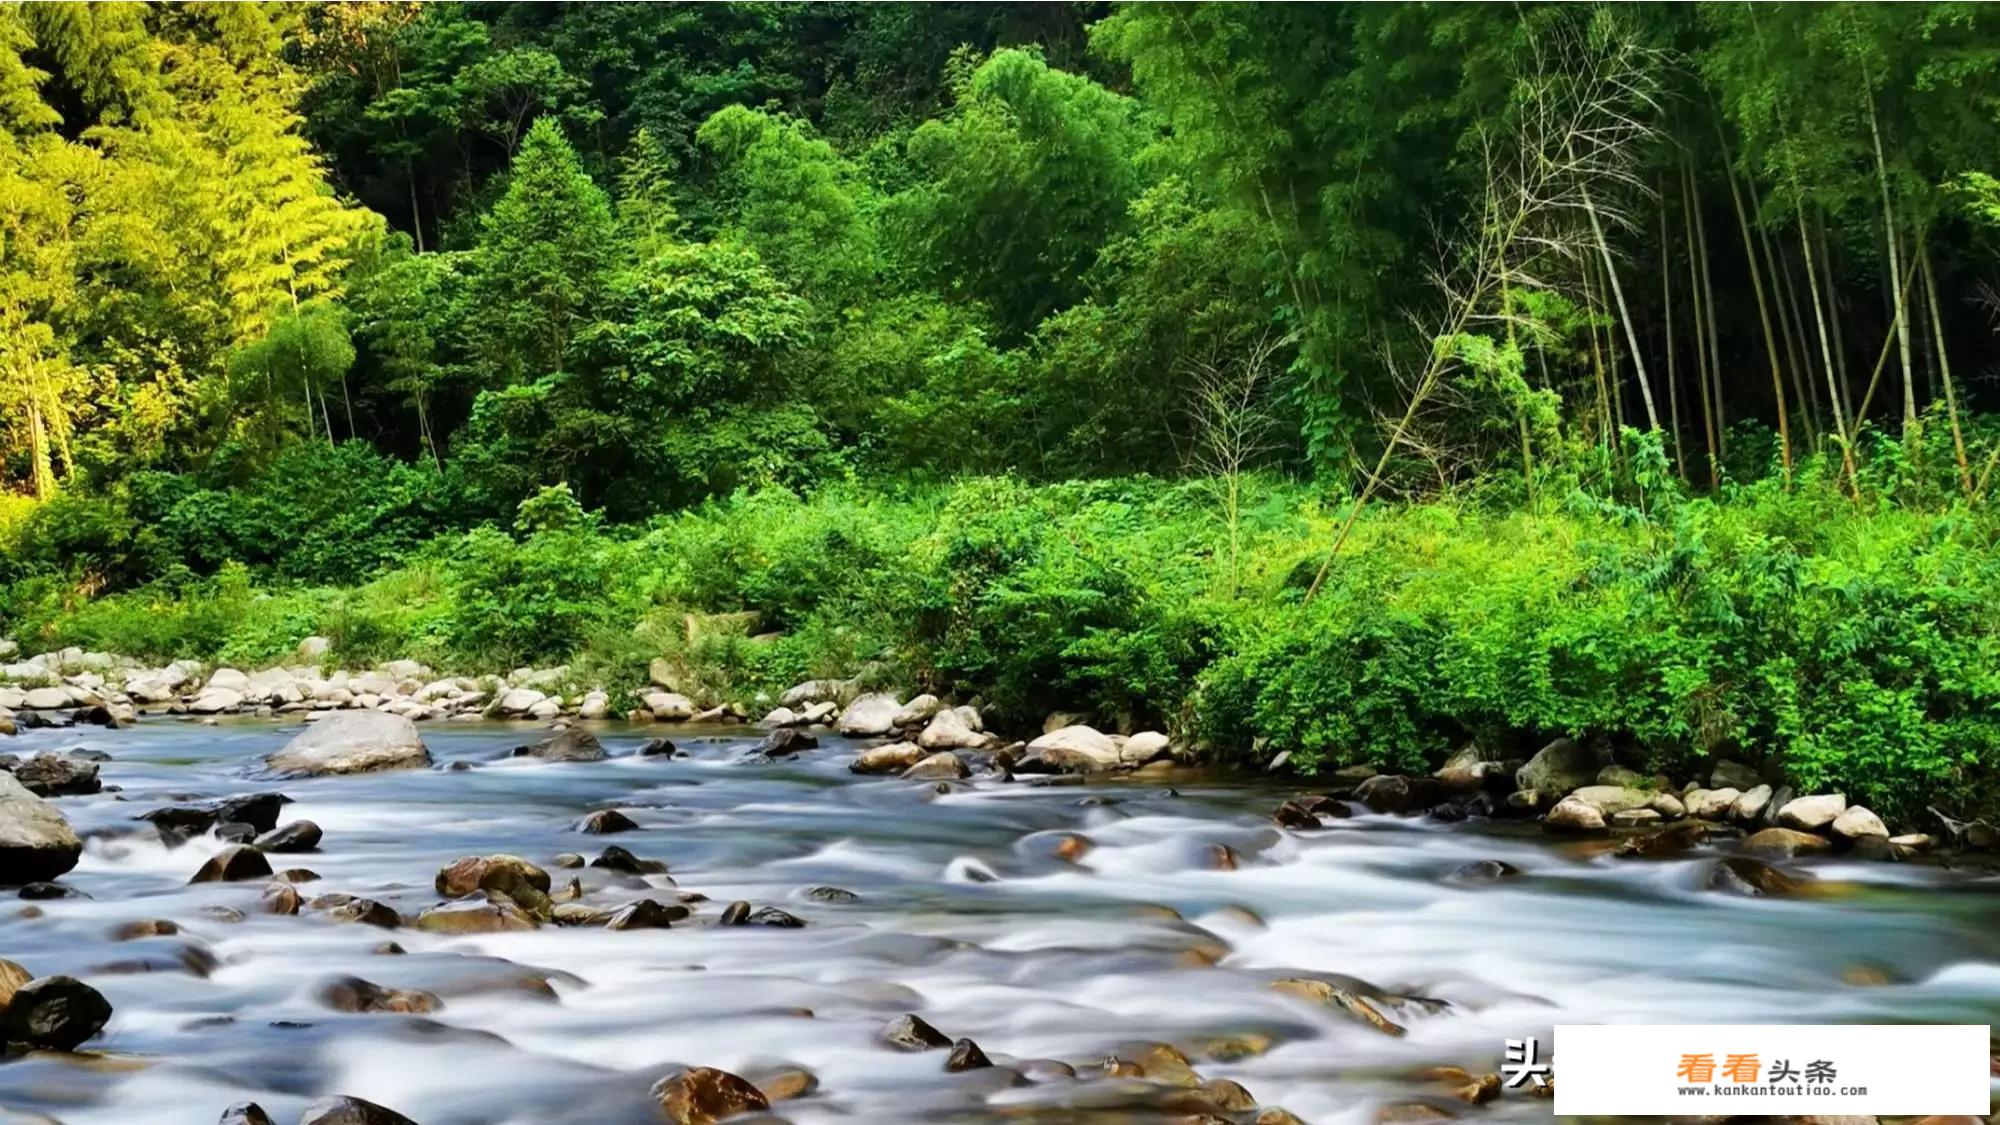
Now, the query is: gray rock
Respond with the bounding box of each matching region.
[642,691,695,720]
[837,692,903,737]
[1730,784,1773,822]
[0,973,112,1050]
[1515,738,1598,797]
[264,711,431,778]
[1777,793,1846,831]
[1543,795,1606,833]
[1118,731,1173,766]
[918,707,986,750]
[1742,827,1832,858]
[1830,805,1888,840]
[511,727,606,763]
[901,751,969,781]
[1022,725,1122,773]
[0,772,81,884]
[1566,785,1652,814]
[188,687,243,714]
[892,694,942,727]
[297,1096,420,1125]
[1709,759,1762,791]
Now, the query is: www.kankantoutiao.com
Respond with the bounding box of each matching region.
[1676,1086,1870,1097]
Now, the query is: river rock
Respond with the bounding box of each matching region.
[264,711,431,777]
[1567,785,1651,814]
[1269,978,1407,1037]
[1023,725,1123,773]
[1543,796,1605,833]
[260,882,300,915]
[1777,793,1846,831]
[605,899,689,930]
[416,891,538,933]
[189,845,272,883]
[837,692,902,736]
[798,700,837,724]
[1731,784,1773,822]
[902,751,969,781]
[643,691,695,720]
[297,1096,420,1125]
[918,707,986,750]
[1705,856,1806,897]
[1690,787,1741,819]
[1709,759,1762,790]
[512,727,605,763]
[578,809,637,834]
[254,821,321,852]
[1741,827,1831,858]
[0,772,82,884]
[760,706,801,727]
[1120,731,1173,767]
[882,1013,952,1050]
[753,728,818,757]
[435,854,551,918]
[1649,792,1687,818]
[8,752,101,797]
[946,1037,993,1071]
[652,1066,770,1125]
[780,679,846,708]
[1830,805,1888,841]
[893,694,942,727]
[317,975,441,1014]
[1515,738,1597,797]
[589,845,666,875]
[1451,859,1520,880]
[850,742,924,775]
[189,687,243,714]
[578,691,610,719]
[0,973,112,1050]
[324,898,402,928]
[1609,808,1660,827]
[1614,820,1709,858]
[218,1103,276,1125]
[20,687,69,710]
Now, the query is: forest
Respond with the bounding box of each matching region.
[4,1,2000,818]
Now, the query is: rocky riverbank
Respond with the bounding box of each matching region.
[1,680,1997,1124]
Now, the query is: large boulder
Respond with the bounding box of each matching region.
[1515,738,1598,798]
[836,693,902,737]
[0,772,82,884]
[1543,795,1606,834]
[1565,785,1651,815]
[892,694,942,728]
[643,691,696,720]
[901,752,970,781]
[264,711,432,778]
[20,687,69,710]
[1742,827,1832,858]
[1777,793,1846,831]
[1119,731,1173,767]
[1022,725,1123,773]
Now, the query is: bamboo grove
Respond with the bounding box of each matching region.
[6,2,2000,523]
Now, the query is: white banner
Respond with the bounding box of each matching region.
[1551,1023,1991,1116]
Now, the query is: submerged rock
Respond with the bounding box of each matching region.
[317,975,441,1014]
[1270,977,1408,1037]
[577,809,637,835]
[753,728,818,758]
[902,751,969,780]
[0,772,82,884]
[416,892,538,934]
[1705,856,1807,897]
[8,752,101,797]
[218,1104,276,1125]
[589,845,666,875]
[849,742,924,775]
[264,712,431,778]
[254,820,321,852]
[945,1037,993,1071]
[604,899,689,930]
[1742,827,1832,859]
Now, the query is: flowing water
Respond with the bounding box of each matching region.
[3,718,1999,1124]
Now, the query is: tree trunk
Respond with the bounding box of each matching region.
[1716,121,1791,483]
[1919,240,1971,495]
[1866,86,1916,437]
[1691,159,1727,463]
[1684,159,1719,489]
[1661,188,1685,481]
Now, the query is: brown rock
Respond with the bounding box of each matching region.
[189,844,272,884]
[260,882,301,915]
[110,919,180,941]
[750,1066,818,1102]
[1705,856,1808,897]
[882,1012,952,1051]
[297,1096,420,1125]
[0,974,112,1050]
[326,898,402,928]
[1742,827,1833,859]
[316,975,441,1014]
[416,891,537,933]
[652,1066,770,1125]
[1271,977,1406,1036]
[578,809,637,835]
[604,899,689,930]
[945,1037,992,1071]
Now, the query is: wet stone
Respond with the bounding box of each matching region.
[111,919,179,941]
[652,1066,770,1125]
[882,1012,953,1051]
[590,844,667,875]
[803,885,858,903]
[254,820,321,852]
[326,898,402,928]
[260,882,301,915]
[218,1104,276,1125]
[18,881,86,899]
[604,899,689,930]
[189,844,272,884]
[0,974,113,1051]
[317,975,442,1014]
[578,808,637,834]
[946,1037,993,1071]
[1450,859,1519,880]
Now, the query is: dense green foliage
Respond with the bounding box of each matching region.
[9,3,2000,820]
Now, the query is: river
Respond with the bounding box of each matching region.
[3,718,1998,1123]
